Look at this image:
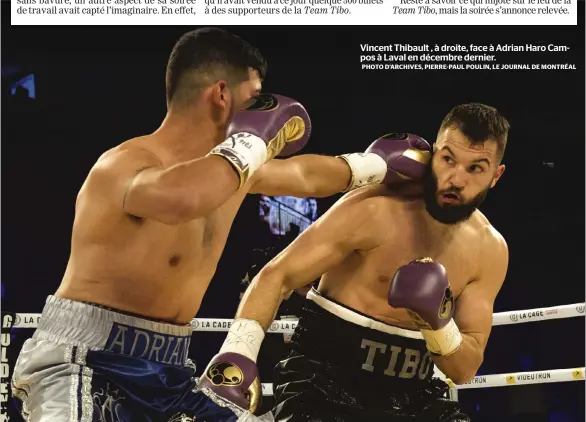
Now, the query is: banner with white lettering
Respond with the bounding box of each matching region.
[1,313,16,419]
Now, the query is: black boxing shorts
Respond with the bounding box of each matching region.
[272,288,470,422]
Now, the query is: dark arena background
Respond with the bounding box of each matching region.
[2,17,585,422]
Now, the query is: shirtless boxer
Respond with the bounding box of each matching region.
[11,28,431,422]
[204,103,510,421]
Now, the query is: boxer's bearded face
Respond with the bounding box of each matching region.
[423,164,489,225]
[423,128,505,225]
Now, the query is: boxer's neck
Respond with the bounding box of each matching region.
[421,206,459,239]
[156,107,226,161]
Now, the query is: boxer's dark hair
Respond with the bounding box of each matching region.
[166,27,267,106]
[439,103,510,163]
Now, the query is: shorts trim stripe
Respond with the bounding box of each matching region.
[76,363,83,421]
[308,288,424,339]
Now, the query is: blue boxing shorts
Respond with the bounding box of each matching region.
[11,295,273,422]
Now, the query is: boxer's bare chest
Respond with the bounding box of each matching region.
[322,208,482,326]
[136,187,249,281]
[62,186,250,322]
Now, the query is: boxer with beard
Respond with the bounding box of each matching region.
[204,103,510,421]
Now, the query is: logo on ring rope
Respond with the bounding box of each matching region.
[269,322,280,332]
[191,319,200,330]
[576,305,585,314]
[509,313,518,322]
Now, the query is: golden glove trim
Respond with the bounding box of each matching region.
[266,116,306,160]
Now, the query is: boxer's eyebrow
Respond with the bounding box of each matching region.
[443,146,491,166]
[441,146,456,157]
[472,157,491,166]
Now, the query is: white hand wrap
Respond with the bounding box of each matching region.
[209,133,268,188]
[337,152,388,191]
[218,318,265,362]
[420,319,463,357]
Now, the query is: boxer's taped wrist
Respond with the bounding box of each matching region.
[420,319,462,357]
[209,134,267,188]
[219,318,265,362]
[337,153,387,192]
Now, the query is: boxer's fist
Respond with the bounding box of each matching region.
[388,258,462,356]
[209,94,311,188]
[337,133,431,191]
[366,133,431,186]
[199,352,262,413]
[228,93,311,159]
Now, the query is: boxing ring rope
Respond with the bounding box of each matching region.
[11,302,586,397]
[12,302,585,331]
[258,368,586,397]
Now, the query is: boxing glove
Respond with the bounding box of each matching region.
[209,94,312,188]
[198,319,265,413]
[338,133,431,191]
[388,258,462,356]
[198,351,262,412]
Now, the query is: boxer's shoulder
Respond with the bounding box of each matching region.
[465,211,508,263]
[91,140,162,180]
[76,139,163,209]
[468,211,506,245]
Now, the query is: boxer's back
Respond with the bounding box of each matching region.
[56,138,250,324]
[319,185,496,329]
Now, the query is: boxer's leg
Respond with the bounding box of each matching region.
[409,379,470,422]
[12,338,92,421]
[272,354,371,422]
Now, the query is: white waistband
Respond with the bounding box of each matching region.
[307,289,424,340]
[33,296,193,354]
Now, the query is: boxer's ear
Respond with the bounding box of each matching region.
[490,164,505,188]
[212,81,228,109]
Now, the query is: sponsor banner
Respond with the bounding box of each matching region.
[1,313,16,416]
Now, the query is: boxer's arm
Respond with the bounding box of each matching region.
[248,155,352,198]
[91,147,240,225]
[433,235,509,384]
[235,197,384,331]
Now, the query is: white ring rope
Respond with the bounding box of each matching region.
[10,302,585,396]
[11,302,585,331]
[258,368,585,396]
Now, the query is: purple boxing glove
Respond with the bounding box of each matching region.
[209,94,312,188]
[338,133,431,191]
[199,352,263,413]
[199,318,266,413]
[388,258,462,356]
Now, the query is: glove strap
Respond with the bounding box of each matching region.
[209,133,268,188]
[420,319,463,357]
[337,153,387,192]
[218,318,265,362]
